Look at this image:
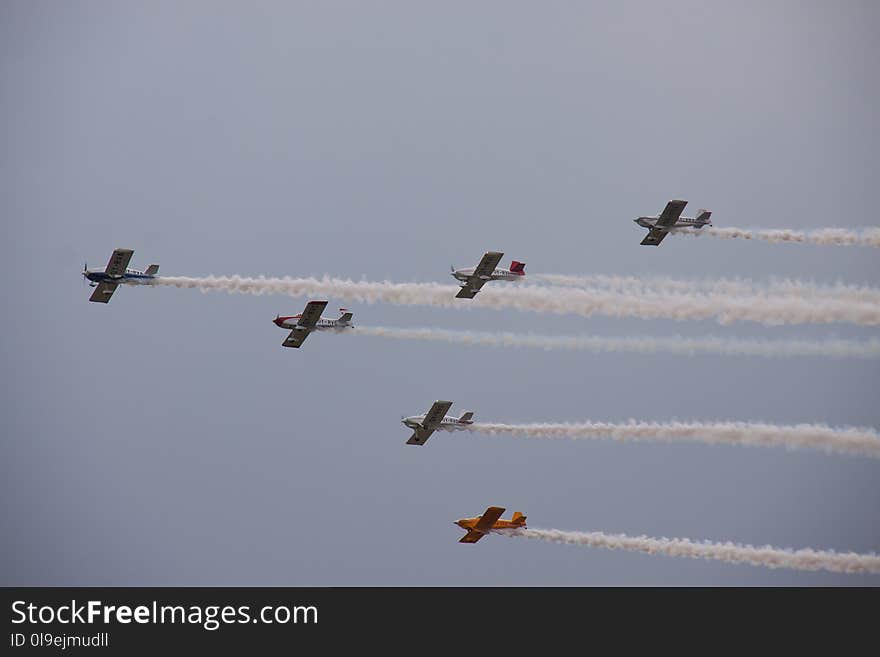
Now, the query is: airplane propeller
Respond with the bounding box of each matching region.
[81,261,95,287]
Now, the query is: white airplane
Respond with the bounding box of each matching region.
[273,301,354,348]
[83,248,159,303]
[635,200,712,246]
[451,251,526,299]
[402,400,474,445]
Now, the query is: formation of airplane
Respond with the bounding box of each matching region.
[455,506,527,543]
[86,205,713,545]
[83,248,159,303]
[273,301,354,348]
[635,199,712,246]
[401,400,474,445]
[451,251,526,299]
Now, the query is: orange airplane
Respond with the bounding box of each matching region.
[455,506,526,543]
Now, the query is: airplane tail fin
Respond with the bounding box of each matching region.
[509,261,526,275]
[144,264,160,276]
[338,309,353,324]
[695,210,712,225]
[511,511,526,526]
[458,411,474,423]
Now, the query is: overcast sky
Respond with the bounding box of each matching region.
[2,0,878,585]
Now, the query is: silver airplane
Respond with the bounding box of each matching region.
[451,251,526,299]
[273,301,354,348]
[635,200,712,246]
[83,248,159,303]
[402,400,474,445]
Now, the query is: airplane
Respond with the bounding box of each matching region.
[273,301,354,348]
[635,199,712,246]
[451,251,526,299]
[401,400,474,445]
[455,506,527,543]
[83,248,159,303]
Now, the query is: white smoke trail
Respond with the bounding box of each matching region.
[531,273,880,306]
[672,226,880,247]
[353,326,880,360]
[494,528,880,575]
[463,420,880,459]
[152,275,880,326]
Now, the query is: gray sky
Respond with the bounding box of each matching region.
[2,0,878,585]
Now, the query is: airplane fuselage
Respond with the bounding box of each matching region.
[401,415,473,431]
[634,215,712,231]
[455,517,525,531]
[451,268,524,283]
[83,269,155,287]
[273,316,353,331]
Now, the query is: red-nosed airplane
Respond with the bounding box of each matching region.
[273,301,354,348]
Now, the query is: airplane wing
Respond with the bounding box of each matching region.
[455,284,482,299]
[640,228,668,246]
[456,252,504,299]
[459,530,486,544]
[282,328,311,348]
[655,200,688,227]
[89,281,118,303]
[406,427,435,445]
[472,251,504,279]
[104,249,134,277]
[474,506,506,532]
[422,400,453,429]
[297,301,328,328]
